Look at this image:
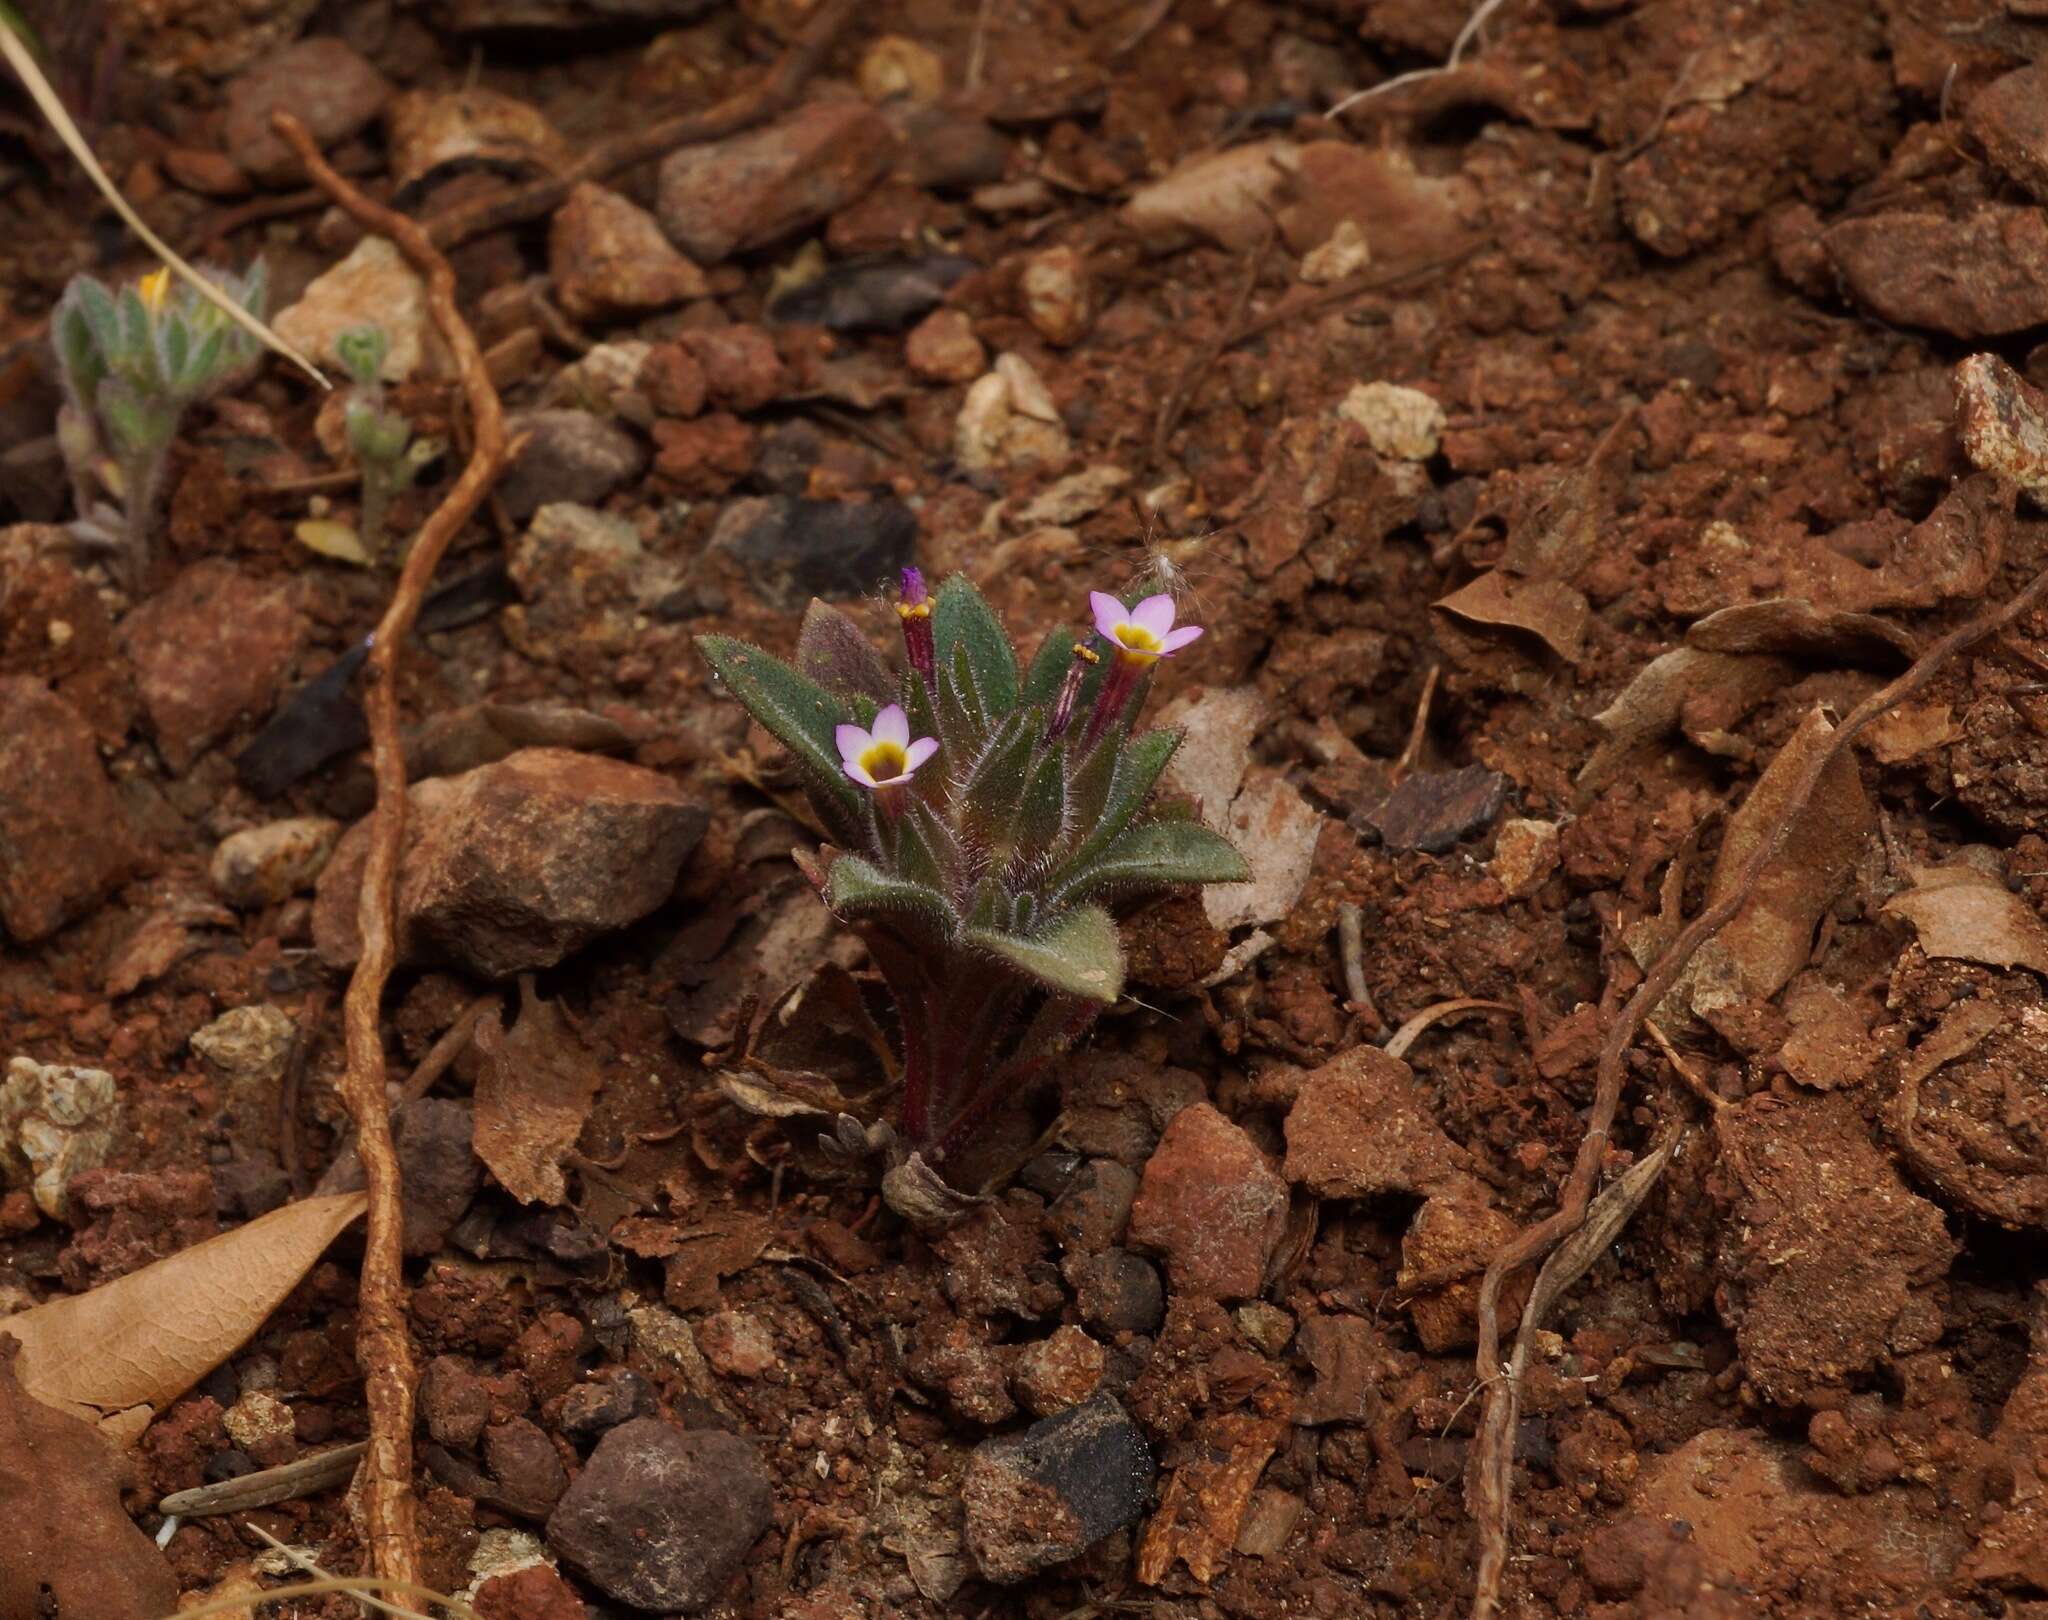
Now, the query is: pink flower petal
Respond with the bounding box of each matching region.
[1089,591,1126,642]
[1159,624,1205,654]
[904,736,939,772]
[872,703,910,747]
[835,722,871,765]
[843,758,878,788]
[1131,594,1177,637]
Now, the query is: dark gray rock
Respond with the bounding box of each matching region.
[709,495,917,611]
[394,1099,482,1257]
[961,1394,1155,1583]
[546,1418,772,1612]
[499,409,649,521]
[1065,1247,1165,1336]
[1364,763,1508,853]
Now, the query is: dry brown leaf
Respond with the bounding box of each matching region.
[5,1191,365,1444]
[1863,701,1962,765]
[472,976,603,1207]
[1685,597,1918,667]
[1433,570,1589,663]
[1667,707,1874,1022]
[660,1212,774,1309]
[0,1340,176,1620]
[1884,857,2048,975]
[1579,648,1796,786]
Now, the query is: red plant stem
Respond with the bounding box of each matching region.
[1081,656,1143,749]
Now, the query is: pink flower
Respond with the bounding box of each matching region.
[1090,592,1203,665]
[837,703,938,789]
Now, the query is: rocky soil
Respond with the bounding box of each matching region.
[6,0,2048,1616]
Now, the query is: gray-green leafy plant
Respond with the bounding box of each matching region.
[52,261,267,584]
[336,325,430,564]
[698,569,1250,1166]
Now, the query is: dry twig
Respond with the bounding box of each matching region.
[1392,663,1440,782]
[1326,0,1511,119]
[274,111,513,1597]
[1466,526,2048,1618]
[424,0,856,250]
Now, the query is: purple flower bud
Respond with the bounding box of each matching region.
[898,567,935,684]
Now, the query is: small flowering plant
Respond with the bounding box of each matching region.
[52,261,268,583]
[698,570,1249,1165]
[336,325,430,564]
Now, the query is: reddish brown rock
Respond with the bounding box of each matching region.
[1012,1325,1106,1417]
[1128,1103,1288,1301]
[549,182,709,321]
[905,309,985,383]
[1825,208,2048,338]
[0,678,132,941]
[1397,1189,1520,1353]
[119,559,302,773]
[656,100,900,263]
[650,413,757,496]
[222,37,390,184]
[473,1565,588,1620]
[1282,1044,1469,1199]
[1713,1092,1956,1406]
[1965,62,2048,205]
[678,326,787,413]
[313,747,707,977]
[640,344,708,418]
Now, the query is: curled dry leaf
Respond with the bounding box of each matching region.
[472,976,603,1207]
[0,1340,177,1620]
[1433,570,1589,663]
[5,1191,365,1444]
[1685,597,1918,667]
[1659,706,1874,1023]
[881,1152,992,1229]
[1579,647,1796,786]
[1883,856,2048,975]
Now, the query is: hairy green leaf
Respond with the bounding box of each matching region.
[69,277,118,366]
[697,635,860,824]
[53,304,101,404]
[157,316,190,395]
[933,575,1017,715]
[183,326,227,394]
[1053,819,1250,905]
[957,710,1034,838]
[1064,729,1181,873]
[1011,744,1067,867]
[937,640,992,759]
[797,599,894,704]
[826,853,955,937]
[890,800,952,892]
[967,905,1124,1003]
